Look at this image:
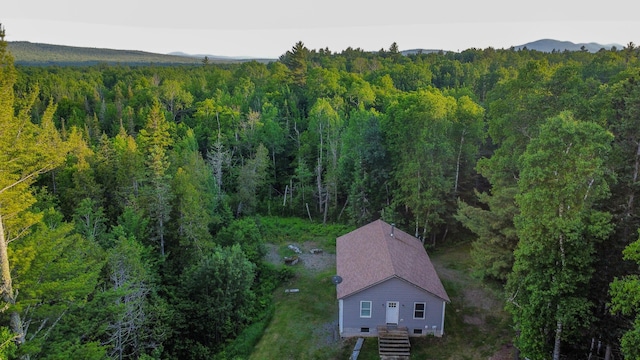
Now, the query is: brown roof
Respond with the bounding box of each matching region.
[336,219,449,302]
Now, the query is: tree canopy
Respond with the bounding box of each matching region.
[2,22,640,358]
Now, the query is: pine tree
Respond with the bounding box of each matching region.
[138,101,174,256]
[0,24,74,351]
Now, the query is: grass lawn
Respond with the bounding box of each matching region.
[250,218,353,359]
[249,266,348,360]
[251,220,513,359]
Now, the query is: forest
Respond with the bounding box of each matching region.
[1,22,640,359]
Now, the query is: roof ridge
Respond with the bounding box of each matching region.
[336,219,449,302]
[380,220,397,275]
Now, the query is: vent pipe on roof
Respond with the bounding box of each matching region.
[391,223,395,237]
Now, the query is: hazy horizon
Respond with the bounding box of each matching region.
[3,1,638,58]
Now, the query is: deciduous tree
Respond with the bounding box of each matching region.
[609,231,640,359]
[507,112,613,359]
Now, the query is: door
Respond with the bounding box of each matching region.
[385,301,399,324]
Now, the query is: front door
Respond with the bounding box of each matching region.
[385,301,399,324]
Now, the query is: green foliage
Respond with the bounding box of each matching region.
[609,231,640,359]
[169,128,218,261]
[507,113,613,358]
[456,187,519,282]
[216,303,275,360]
[339,109,389,225]
[0,326,17,359]
[8,209,104,358]
[215,217,265,264]
[139,101,175,256]
[102,234,164,359]
[170,245,256,359]
[73,197,108,245]
[5,30,640,357]
[235,143,270,216]
[384,88,483,241]
[256,216,353,247]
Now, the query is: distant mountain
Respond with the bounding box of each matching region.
[513,39,622,53]
[7,42,270,66]
[401,49,447,56]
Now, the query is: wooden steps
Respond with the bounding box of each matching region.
[377,325,410,359]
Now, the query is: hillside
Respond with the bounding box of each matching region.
[513,39,621,53]
[8,39,624,66]
[7,41,259,66]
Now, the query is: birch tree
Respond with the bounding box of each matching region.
[307,98,342,223]
[384,89,457,242]
[507,112,613,359]
[235,144,269,216]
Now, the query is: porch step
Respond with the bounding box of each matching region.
[377,326,410,359]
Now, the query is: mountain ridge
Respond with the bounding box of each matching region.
[7,41,269,66]
[513,39,622,53]
[7,39,626,66]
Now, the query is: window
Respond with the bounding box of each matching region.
[360,327,370,333]
[413,328,423,335]
[360,301,372,318]
[413,302,426,319]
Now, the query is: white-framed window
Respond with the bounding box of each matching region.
[360,301,372,318]
[413,302,426,319]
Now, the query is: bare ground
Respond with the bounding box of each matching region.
[264,242,336,274]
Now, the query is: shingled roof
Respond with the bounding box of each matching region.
[336,219,449,302]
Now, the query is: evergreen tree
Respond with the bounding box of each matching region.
[103,233,156,360]
[138,101,174,256]
[0,25,75,352]
[8,208,104,358]
[169,245,255,359]
[170,129,217,259]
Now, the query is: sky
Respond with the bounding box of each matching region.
[2,1,638,58]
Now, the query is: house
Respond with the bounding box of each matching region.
[336,219,450,338]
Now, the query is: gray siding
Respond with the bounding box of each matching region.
[340,277,446,337]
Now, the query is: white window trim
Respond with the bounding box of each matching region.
[360,301,372,318]
[413,302,426,319]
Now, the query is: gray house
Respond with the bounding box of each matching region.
[336,219,450,338]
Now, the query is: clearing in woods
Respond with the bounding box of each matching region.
[252,240,513,359]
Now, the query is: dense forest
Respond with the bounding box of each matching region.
[2,22,640,359]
